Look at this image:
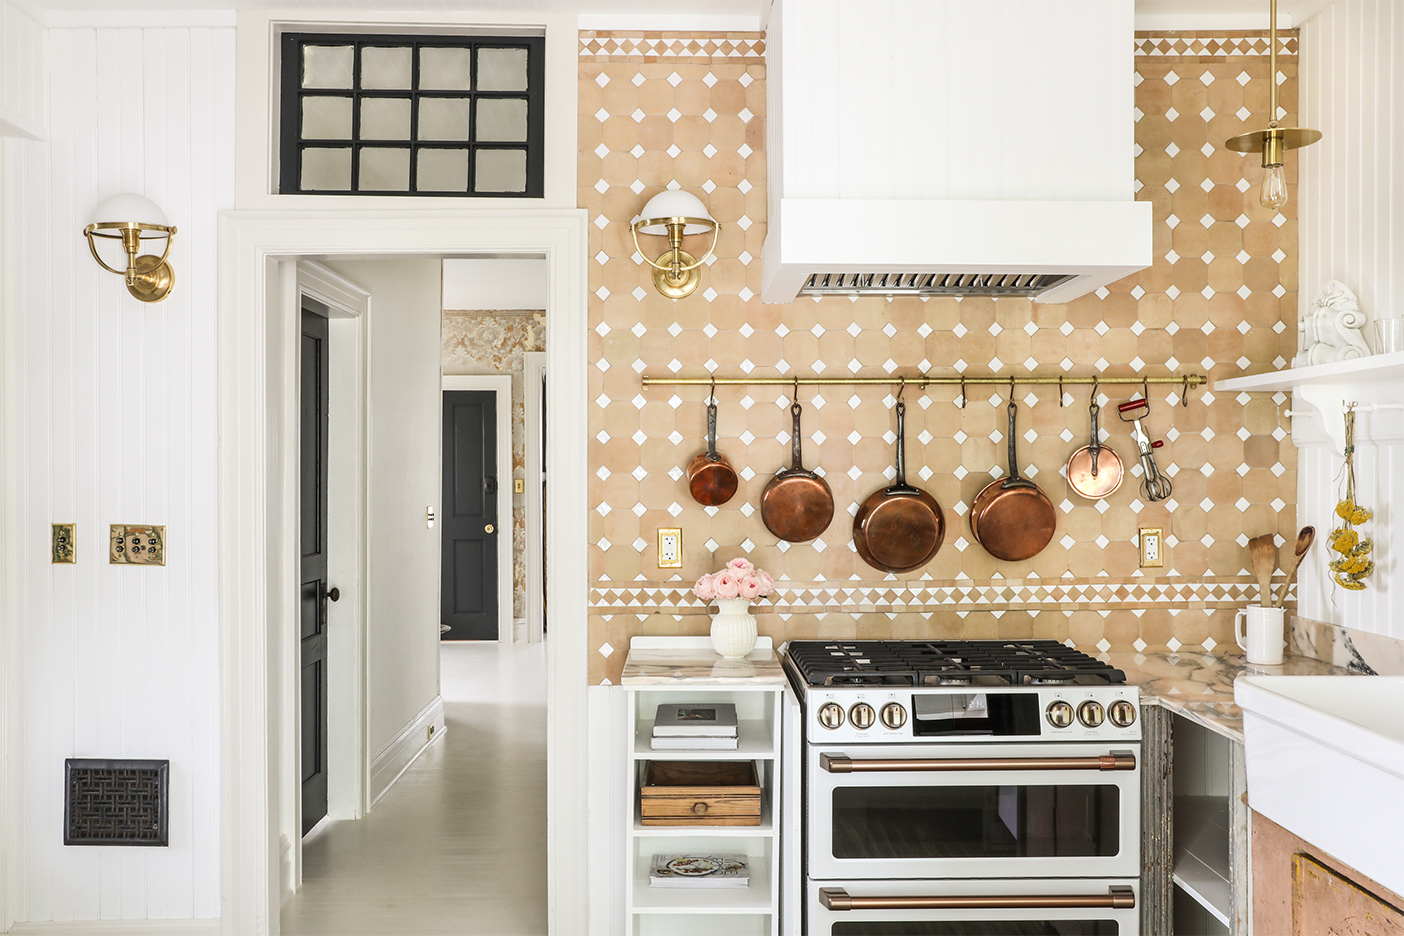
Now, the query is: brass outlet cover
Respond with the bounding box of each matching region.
[52,523,76,564]
[1139,527,1164,568]
[514,478,525,494]
[110,525,166,566]
[657,528,682,568]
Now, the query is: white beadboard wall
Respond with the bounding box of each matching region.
[10,24,234,924]
[1294,1,1404,639]
[0,1,44,139]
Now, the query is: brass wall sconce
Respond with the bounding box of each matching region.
[630,190,719,300]
[1224,0,1320,210]
[83,193,177,302]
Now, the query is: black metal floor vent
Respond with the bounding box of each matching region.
[64,759,169,846]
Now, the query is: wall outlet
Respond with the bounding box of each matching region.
[110,525,165,566]
[426,506,435,529]
[513,478,524,494]
[52,523,76,564]
[658,528,682,568]
[1139,528,1164,568]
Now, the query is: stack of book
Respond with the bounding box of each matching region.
[648,854,750,888]
[650,702,738,750]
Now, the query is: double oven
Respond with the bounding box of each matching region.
[785,640,1142,936]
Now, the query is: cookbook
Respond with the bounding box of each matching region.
[648,854,749,888]
[652,702,738,737]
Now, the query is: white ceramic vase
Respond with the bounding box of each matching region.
[710,597,758,660]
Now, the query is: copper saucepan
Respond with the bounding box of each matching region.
[970,400,1057,562]
[760,400,834,542]
[853,398,945,573]
[687,396,739,506]
[1066,395,1124,500]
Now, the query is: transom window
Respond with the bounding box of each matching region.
[279,33,544,197]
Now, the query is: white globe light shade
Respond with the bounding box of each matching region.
[632,190,715,236]
[89,193,170,234]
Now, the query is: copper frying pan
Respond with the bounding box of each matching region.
[760,400,834,542]
[1066,395,1123,499]
[970,400,1057,561]
[853,399,945,573]
[687,395,739,506]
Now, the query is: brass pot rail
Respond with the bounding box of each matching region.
[818,886,1136,912]
[641,373,1206,407]
[820,753,1137,773]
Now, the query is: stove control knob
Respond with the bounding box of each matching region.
[880,702,908,730]
[1046,700,1075,729]
[1108,699,1138,728]
[1077,700,1106,728]
[818,702,845,730]
[849,702,875,730]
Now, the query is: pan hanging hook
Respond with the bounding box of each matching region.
[1143,377,1150,402]
[1009,375,1016,405]
[1181,374,1190,407]
[960,376,967,410]
[896,376,906,402]
[709,375,717,406]
[1059,375,1065,408]
[793,375,801,404]
[1091,375,1100,405]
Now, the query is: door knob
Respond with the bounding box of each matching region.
[485,524,495,534]
[326,586,340,602]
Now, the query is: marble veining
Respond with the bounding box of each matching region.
[621,647,788,686]
[1289,615,1404,676]
[1101,649,1355,742]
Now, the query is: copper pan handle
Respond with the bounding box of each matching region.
[820,753,1136,773]
[819,886,1136,912]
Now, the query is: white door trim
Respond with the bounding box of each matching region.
[523,351,546,645]
[440,375,513,644]
[217,209,589,936]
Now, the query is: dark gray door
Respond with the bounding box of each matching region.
[300,308,330,834]
[442,390,499,640]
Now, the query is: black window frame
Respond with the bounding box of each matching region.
[278,32,545,198]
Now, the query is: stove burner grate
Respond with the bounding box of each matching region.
[786,639,1126,688]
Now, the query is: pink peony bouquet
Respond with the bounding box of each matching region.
[694,557,776,603]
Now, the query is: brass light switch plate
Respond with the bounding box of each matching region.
[52,523,76,564]
[110,525,166,566]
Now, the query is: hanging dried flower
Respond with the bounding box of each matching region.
[1329,405,1373,591]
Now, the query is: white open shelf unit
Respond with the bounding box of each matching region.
[621,636,795,936]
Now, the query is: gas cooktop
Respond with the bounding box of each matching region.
[784,639,1127,688]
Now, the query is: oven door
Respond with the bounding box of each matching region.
[807,878,1139,936]
[809,742,1140,881]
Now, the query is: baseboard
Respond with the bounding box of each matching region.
[6,920,220,935]
[369,694,445,807]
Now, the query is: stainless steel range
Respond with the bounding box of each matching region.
[783,639,1142,935]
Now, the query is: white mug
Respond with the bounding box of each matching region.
[1235,605,1286,665]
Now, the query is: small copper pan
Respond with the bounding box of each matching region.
[761,399,834,542]
[853,398,945,573]
[687,396,739,506]
[970,400,1057,562]
[1066,396,1123,500]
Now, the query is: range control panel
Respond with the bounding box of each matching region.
[805,686,1142,744]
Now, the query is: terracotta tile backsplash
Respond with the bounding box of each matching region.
[579,30,1300,683]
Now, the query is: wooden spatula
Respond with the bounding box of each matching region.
[1275,526,1316,608]
[1248,534,1277,607]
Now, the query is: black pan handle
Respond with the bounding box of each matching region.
[706,401,720,462]
[894,400,907,487]
[1000,400,1039,491]
[790,402,805,470]
[1088,401,1102,477]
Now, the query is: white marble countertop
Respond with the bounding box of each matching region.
[621,646,788,686]
[1099,649,1356,742]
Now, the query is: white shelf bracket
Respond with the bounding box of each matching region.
[1293,383,1350,455]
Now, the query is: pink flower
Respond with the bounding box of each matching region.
[738,575,762,600]
[693,573,716,600]
[753,570,775,597]
[726,557,755,577]
[714,572,741,599]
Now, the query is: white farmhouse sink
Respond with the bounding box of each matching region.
[1235,675,1404,895]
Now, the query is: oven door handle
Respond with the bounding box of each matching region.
[819,886,1136,912]
[820,752,1137,773]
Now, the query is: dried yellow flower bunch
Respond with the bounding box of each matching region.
[1330,406,1372,591]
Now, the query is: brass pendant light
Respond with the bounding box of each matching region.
[1224,0,1321,210]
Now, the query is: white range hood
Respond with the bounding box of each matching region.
[760,0,1153,304]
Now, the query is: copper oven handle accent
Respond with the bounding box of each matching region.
[820,753,1136,773]
[819,886,1136,912]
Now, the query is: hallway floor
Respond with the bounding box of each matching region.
[280,640,548,936]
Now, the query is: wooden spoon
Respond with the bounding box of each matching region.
[1248,534,1277,607]
[1275,526,1316,608]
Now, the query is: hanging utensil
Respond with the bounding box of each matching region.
[1274,526,1315,608]
[760,386,834,543]
[969,398,1057,562]
[1117,397,1172,502]
[1066,384,1124,499]
[686,382,739,506]
[853,392,946,573]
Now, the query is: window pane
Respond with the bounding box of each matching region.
[301,147,352,190]
[475,98,528,142]
[474,149,527,193]
[361,46,411,89]
[359,147,410,190]
[420,47,472,90]
[360,97,411,140]
[301,96,352,139]
[302,46,353,89]
[418,98,471,141]
[477,47,528,91]
[417,149,470,192]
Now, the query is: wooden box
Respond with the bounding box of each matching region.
[639,761,762,826]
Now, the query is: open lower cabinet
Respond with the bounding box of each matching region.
[1171,716,1248,935]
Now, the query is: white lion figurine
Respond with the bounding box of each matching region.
[1296,280,1370,367]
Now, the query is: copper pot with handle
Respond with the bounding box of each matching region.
[760,399,834,543]
[1066,390,1124,500]
[686,394,739,506]
[853,397,945,573]
[969,399,1057,562]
